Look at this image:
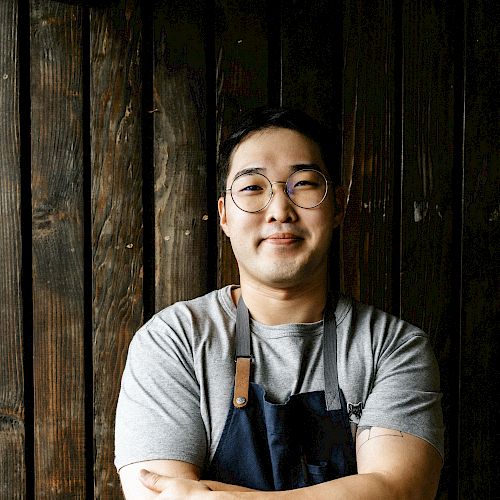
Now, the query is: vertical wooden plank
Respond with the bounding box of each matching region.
[461,0,500,496]
[153,0,209,308]
[0,0,25,498]
[341,0,395,310]
[281,0,341,135]
[215,0,268,287]
[30,1,86,496]
[90,0,143,498]
[400,1,458,496]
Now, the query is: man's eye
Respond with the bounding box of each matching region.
[293,180,318,188]
[240,185,263,192]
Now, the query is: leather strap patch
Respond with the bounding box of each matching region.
[233,357,251,409]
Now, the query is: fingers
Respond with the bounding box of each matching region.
[139,469,213,498]
[140,469,169,492]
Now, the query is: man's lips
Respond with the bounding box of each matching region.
[262,232,303,244]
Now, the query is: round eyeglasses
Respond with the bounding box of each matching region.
[225,168,332,213]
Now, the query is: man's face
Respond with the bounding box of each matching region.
[218,127,345,289]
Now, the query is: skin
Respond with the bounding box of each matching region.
[119,127,442,499]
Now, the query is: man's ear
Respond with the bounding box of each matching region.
[332,186,348,228]
[218,196,230,237]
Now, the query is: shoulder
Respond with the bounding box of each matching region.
[126,286,237,369]
[337,295,429,354]
[337,295,439,390]
[152,286,233,324]
[136,286,235,341]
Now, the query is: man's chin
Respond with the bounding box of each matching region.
[258,263,308,287]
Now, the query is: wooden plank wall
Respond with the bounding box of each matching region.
[461,0,500,496]
[0,0,498,498]
[0,0,25,497]
[30,3,86,496]
[90,2,143,498]
[400,0,458,493]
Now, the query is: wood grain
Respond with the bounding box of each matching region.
[215,0,268,287]
[400,0,457,340]
[460,0,500,496]
[90,1,143,497]
[341,0,395,311]
[281,0,341,135]
[153,0,209,308]
[0,1,25,498]
[400,2,458,496]
[30,1,86,496]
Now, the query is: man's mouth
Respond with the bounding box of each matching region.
[262,233,303,245]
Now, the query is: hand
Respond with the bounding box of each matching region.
[140,469,213,499]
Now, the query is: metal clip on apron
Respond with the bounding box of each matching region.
[204,295,356,491]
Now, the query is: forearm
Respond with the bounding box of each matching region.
[202,480,256,492]
[137,431,441,499]
[207,472,404,500]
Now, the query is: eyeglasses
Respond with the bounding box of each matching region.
[225,168,332,213]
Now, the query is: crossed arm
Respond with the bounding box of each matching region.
[119,426,442,499]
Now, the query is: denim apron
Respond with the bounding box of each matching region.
[203,295,357,491]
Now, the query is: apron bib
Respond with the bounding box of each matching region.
[203,295,356,490]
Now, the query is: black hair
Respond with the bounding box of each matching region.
[218,107,336,192]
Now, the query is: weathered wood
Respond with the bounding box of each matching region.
[0,1,25,498]
[400,2,459,497]
[30,1,86,497]
[281,0,341,135]
[460,0,500,496]
[215,0,268,287]
[341,0,395,311]
[90,1,143,497]
[153,0,209,308]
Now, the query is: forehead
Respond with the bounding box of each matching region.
[228,128,326,180]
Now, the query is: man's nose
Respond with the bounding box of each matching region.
[265,182,298,223]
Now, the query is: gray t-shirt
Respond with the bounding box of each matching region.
[115,286,444,471]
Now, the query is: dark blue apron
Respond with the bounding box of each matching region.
[203,295,357,491]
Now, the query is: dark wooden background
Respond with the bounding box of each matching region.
[0,0,498,498]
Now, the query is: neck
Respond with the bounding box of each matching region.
[232,279,329,325]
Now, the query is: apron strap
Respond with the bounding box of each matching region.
[233,357,251,408]
[236,295,251,358]
[233,297,252,408]
[233,293,342,411]
[323,294,341,411]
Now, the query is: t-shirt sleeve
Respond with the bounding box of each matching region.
[114,313,207,471]
[358,329,445,459]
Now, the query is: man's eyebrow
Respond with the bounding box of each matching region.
[290,163,323,172]
[233,167,266,178]
[233,164,323,179]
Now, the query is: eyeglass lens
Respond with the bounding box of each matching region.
[230,169,328,213]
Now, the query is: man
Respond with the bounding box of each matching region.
[115,108,444,498]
